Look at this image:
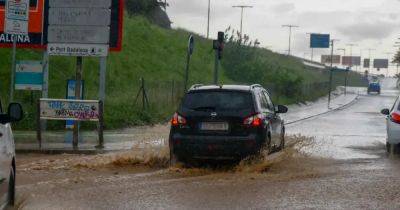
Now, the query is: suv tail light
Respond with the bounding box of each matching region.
[244,114,264,127]
[391,112,400,124]
[171,113,187,126]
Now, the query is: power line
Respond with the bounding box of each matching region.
[282,25,299,56]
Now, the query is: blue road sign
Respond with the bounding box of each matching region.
[15,60,43,91]
[310,34,330,48]
[65,79,84,129]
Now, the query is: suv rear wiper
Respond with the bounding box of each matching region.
[192,106,216,111]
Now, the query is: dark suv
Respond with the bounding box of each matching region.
[169,84,288,164]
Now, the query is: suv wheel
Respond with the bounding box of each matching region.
[8,165,15,206]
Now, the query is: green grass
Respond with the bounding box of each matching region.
[0,15,366,130]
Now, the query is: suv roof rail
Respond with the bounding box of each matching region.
[250,84,263,89]
[190,84,204,90]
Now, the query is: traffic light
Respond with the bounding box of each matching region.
[213,32,224,59]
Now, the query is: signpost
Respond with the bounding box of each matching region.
[15,60,43,90]
[47,0,112,149]
[321,55,340,64]
[5,0,30,102]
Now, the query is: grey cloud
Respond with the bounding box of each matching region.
[337,21,398,41]
[271,2,295,14]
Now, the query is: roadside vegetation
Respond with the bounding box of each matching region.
[1,13,366,130]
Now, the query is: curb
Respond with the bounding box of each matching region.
[16,148,114,155]
[285,95,359,126]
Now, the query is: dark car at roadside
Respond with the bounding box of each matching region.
[169,84,288,165]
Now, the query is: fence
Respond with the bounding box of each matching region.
[132,78,359,110]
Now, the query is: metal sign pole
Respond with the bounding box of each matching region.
[184,35,194,92]
[99,57,107,102]
[41,51,49,130]
[214,50,219,85]
[73,56,83,149]
[9,37,16,103]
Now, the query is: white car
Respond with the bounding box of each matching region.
[381,96,400,153]
[0,103,23,209]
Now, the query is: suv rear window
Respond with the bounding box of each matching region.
[182,91,254,112]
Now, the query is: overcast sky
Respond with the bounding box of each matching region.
[167,0,400,75]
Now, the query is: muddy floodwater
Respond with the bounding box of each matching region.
[11,79,400,209]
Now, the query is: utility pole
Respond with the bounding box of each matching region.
[207,0,211,39]
[282,25,299,56]
[328,39,339,109]
[306,33,314,61]
[365,48,375,73]
[232,5,253,41]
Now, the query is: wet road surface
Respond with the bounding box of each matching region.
[13,79,400,210]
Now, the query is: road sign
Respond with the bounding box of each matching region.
[321,55,340,64]
[374,59,389,69]
[0,0,44,48]
[49,8,111,26]
[47,26,110,44]
[342,56,361,66]
[66,79,84,129]
[40,99,100,121]
[4,0,30,35]
[310,34,330,48]
[47,0,113,56]
[15,60,43,90]
[47,43,109,57]
[49,0,111,8]
[0,0,123,50]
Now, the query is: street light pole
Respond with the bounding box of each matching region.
[282,25,299,56]
[207,0,211,39]
[232,5,253,41]
[346,44,357,70]
[328,39,339,109]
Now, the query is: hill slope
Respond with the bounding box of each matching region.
[0,16,365,130]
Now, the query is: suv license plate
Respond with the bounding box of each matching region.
[201,122,229,131]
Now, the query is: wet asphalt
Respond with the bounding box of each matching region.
[14,78,400,210]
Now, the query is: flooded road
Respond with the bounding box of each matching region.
[14,79,400,210]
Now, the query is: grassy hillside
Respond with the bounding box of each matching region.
[0,16,366,130]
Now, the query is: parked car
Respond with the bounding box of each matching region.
[0,102,23,208]
[367,82,381,94]
[381,96,400,154]
[169,84,288,164]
